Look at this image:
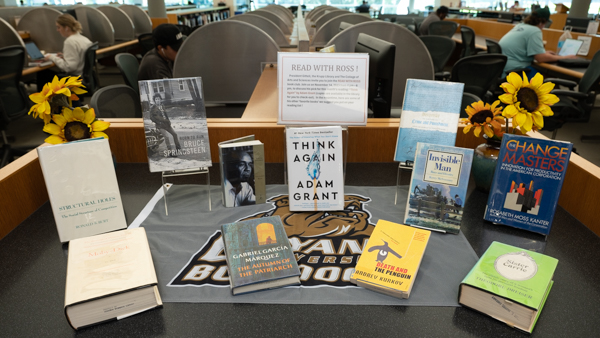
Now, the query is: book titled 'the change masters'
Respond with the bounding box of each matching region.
[221,216,301,295]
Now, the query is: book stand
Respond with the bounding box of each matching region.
[394,161,413,205]
[161,167,211,215]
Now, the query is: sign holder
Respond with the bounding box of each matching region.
[395,161,413,205]
[161,167,211,215]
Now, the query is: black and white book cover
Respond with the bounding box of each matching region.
[219,139,266,207]
[140,77,212,173]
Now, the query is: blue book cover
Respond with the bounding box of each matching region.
[484,134,573,235]
[404,143,474,234]
[221,216,301,295]
[394,79,464,163]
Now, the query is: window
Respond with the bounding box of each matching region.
[179,79,185,91]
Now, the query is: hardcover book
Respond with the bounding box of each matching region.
[218,135,266,207]
[459,241,558,333]
[37,138,127,243]
[139,77,212,172]
[285,126,344,211]
[65,228,162,330]
[221,216,301,295]
[394,79,464,164]
[351,219,431,299]
[404,143,474,234]
[483,134,573,235]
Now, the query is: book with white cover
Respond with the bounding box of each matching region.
[37,138,127,243]
[65,228,162,330]
[285,126,344,211]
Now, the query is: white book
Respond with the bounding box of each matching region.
[37,138,127,243]
[285,126,344,211]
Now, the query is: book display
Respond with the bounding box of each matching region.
[64,228,162,330]
[37,138,127,243]
[351,219,431,299]
[218,135,266,207]
[459,241,558,333]
[221,216,301,295]
[484,134,573,235]
[404,143,474,234]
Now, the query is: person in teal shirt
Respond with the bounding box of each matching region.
[499,7,576,77]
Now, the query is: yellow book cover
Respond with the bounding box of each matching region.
[351,219,431,298]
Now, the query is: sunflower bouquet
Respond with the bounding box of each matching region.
[462,72,558,139]
[28,76,110,144]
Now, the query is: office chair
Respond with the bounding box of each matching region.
[460,26,478,58]
[176,24,193,36]
[460,93,482,118]
[450,54,507,102]
[115,53,139,94]
[81,42,99,96]
[428,20,458,38]
[485,39,502,54]
[420,36,456,81]
[90,84,142,118]
[138,33,154,55]
[543,50,600,139]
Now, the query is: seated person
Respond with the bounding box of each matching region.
[37,14,93,90]
[138,24,186,81]
[419,6,449,35]
[499,7,577,77]
[356,1,371,13]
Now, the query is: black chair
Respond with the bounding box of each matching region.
[460,26,478,58]
[90,84,142,118]
[485,38,502,54]
[460,93,482,118]
[138,33,154,56]
[0,46,30,167]
[420,36,456,81]
[115,53,139,94]
[81,42,99,96]
[450,54,507,102]
[543,50,600,139]
[428,20,458,38]
[176,24,193,36]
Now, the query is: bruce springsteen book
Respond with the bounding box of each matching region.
[139,77,212,172]
[351,219,431,299]
[484,134,572,235]
[404,143,473,234]
[285,126,344,211]
[459,241,558,333]
[37,138,127,243]
[221,216,301,295]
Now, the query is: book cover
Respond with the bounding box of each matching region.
[65,228,162,330]
[351,219,431,299]
[37,138,127,243]
[404,143,474,234]
[218,136,266,207]
[221,216,301,295]
[459,241,558,333]
[394,79,464,163]
[139,77,212,173]
[484,134,572,235]
[285,126,344,211]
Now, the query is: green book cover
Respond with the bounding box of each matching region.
[461,241,558,310]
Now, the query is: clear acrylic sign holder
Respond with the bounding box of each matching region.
[161,167,211,215]
[395,160,413,205]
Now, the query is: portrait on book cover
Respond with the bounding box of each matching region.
[140,77,211,172]
[221,146,257,206]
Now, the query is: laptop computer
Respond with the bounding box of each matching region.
[25,41,45,61]
[557,38,584,56]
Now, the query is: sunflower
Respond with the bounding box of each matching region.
[28,76,87,124]
[42,107,110,144]
[499,72,558,132]
[462,100,505,138]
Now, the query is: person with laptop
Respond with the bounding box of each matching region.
[499,6,577,78]
[37,14,93,91]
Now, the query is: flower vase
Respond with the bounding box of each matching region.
[472,137,502,192]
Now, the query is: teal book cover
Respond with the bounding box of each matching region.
[394,79,464,163]
[404,143,473,234]
[221,216,300,294]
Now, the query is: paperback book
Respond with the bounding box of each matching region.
[459,241,558,333]
[404,143,474,234]
[221,216,301,295]
[37,138,127,243]
[351,219,431,299]
[285,126,344,211]
[65,228,162,330]
[139,77,212,172]
[394,79,463,164]
[484,134,573,235]
[218,135,266,207]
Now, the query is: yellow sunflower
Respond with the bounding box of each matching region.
[499,72,558,132]
[42,107,110,144]
[28,76,87,124]
[462,100,505,138]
